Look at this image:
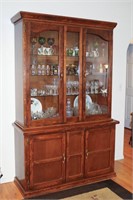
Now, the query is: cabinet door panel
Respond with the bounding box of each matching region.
[33,161,63,185]
[67,155,83,177]
[33,136,63,161]
[65,27,82,122]
[66,130,84,181]
[28,22,64,126]
[83,29,112,121]
[85,126,115,177]
[86,151,111,177]
[87,128,111,151]
[30,133,65,189]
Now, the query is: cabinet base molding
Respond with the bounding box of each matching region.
[15,172,116,198]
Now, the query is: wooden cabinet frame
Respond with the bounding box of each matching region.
[11,11,119,198]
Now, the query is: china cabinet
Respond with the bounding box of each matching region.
[11,11,119,198]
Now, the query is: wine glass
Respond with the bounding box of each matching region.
[31,37,37,54]
[38,37,46,55]
[47,38,55,46]
[38,37,46,46]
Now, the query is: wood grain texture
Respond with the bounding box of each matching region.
[0,128,132,199]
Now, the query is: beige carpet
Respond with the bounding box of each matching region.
[62,187,123,200]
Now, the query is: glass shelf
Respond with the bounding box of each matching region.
[31,54,59,57]
[31,95,59,97]
[31,75,59,77]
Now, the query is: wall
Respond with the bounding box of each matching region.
[0,0,132,183]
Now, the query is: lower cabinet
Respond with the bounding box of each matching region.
[14,123,117,197]
[28,126,115,190]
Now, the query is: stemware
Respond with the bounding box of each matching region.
[38,37,46,45]
[31,37,37,54]
[47,38,55,46]
[38,37,46,55]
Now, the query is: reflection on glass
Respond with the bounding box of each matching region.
[66,31,79,118]
[85,33,109,115]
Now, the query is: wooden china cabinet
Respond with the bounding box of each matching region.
[11,11,119,198]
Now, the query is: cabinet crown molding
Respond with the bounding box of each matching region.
[11,11,117,30]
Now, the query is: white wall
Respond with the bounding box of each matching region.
[0,0,132,183]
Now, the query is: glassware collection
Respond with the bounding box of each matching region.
[30,32,109,120]
[31,64,58,76]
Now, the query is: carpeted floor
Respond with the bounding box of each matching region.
[61,187,122,200]
[26,180,132,200]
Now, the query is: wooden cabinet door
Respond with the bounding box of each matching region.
[29,133,65,189]
[82,29,112,121]
[85,126,115,177]
[66,130,84,181]
[25,21,64,127]
[65,26,83,123]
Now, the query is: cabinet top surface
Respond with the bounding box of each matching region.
[11,11,117,30]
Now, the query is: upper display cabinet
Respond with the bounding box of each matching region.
[11,12,117,127]
[29,24,64,125]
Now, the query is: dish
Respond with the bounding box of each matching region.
[73,95,92,109]
[31,98,42,113]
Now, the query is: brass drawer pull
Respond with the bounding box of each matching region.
[62,153,66,163]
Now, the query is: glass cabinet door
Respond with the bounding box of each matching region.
[29,24,63,124]
[83,31,110,118]
[65,28,81,121]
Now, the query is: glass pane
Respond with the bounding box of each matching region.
[85,33,108,115]
[30,31,60,120]
[66,31,79,118]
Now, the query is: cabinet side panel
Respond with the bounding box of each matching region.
[15,21,24,125]
[14,128,25,187]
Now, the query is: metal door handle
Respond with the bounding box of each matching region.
[86,149,89,159]
[62,153,66,163]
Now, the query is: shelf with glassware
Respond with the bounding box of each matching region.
[31,97,59,120]
[85,80,108,115]
[30,33,59,72]
[84,32,109,116]
[66,73,80,117]
[84,60,109,116]
[30,34,60,120]
[66,57,80,118]
[30,76,60,121]
[30,35,59,75]
[30,70,60,120]
[31,32,59,54]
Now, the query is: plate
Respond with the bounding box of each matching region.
[31,98,42,113]
[73,95,92,109]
